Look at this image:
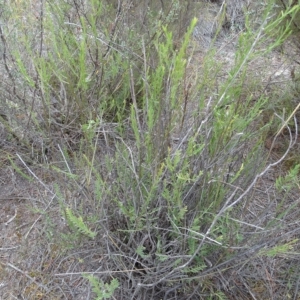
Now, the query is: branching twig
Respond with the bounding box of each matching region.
[3,262,50,292]
[16,153,54,196]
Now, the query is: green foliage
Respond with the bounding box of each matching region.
[136,245,150,259]
[8,156,33,182]
[65,207,96,239]
[275,164,300,192]
[259,239,299,257]
[84,275,119,300]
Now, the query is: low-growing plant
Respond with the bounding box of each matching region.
[1,1,300,299]
[83,275,119,300]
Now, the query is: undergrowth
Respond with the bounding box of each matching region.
[0,0,300,299]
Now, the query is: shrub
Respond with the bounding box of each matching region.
[1,1,300,299]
